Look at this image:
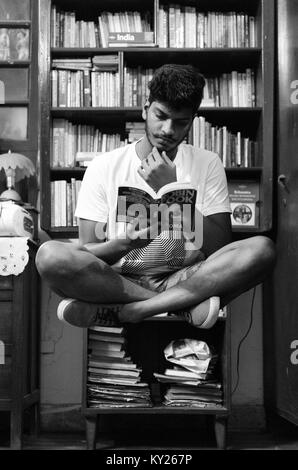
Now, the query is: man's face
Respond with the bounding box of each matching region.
[142,101,195,158]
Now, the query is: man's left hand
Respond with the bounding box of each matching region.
[137,147,177,193]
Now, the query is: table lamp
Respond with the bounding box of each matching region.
[0,150,35,202]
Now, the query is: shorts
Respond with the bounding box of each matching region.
[123,260,204,293]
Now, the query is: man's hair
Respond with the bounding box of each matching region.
[148,64,206,113]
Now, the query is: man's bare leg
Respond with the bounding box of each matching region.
[36,240,158,303]
[36,236,275,327]
[118,236,276,323]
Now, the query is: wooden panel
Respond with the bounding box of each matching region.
[0,302,12,343]
[263,0,298,425]
[0,356,12,400]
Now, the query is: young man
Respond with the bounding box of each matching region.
[36,64,276,328]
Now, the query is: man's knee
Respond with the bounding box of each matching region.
[248,236,276,271]
[36,240,75,281]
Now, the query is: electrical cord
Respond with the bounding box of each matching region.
[231,286,256,396]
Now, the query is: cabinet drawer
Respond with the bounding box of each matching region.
[0,302,13,343]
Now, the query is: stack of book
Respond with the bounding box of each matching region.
[153,338,223,408]
[87,325,152,408]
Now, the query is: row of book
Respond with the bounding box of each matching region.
[203,70,256,108]
[52,55,119,71]
[50,117,257,169]
[51,69,120,108]
[51,65,256,108]
[158,6,256,49]
[123,67,154,107]
[87,325,152,408]
[50,5,256,50]
[189,116,258,168]
[51,179,81,228]
[51,118,126,167]
[51,6,152,48]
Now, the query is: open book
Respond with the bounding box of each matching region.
[116,181,197,236]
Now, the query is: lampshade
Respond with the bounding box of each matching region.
[0,150,35,202]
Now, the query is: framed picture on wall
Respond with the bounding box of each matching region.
[0,0,30,21]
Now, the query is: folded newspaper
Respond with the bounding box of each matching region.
[164,338,213,374]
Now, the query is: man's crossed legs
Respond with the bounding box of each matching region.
[35,236,275,329]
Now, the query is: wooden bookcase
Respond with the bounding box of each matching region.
[38,0,274,449]
[82,314,231,450]
[0,0,39,205]
[39,0,274,238]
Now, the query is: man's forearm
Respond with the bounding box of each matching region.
[82,238,132,265]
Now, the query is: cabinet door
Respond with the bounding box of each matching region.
[264,0,298,424]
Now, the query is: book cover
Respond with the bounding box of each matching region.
[89,325,124,335]
[116,181,197,235]
[228,180,260,229]
[88,366,141,377]
[88,348,127,359]
[88,333,125,344]
[88,335,124,350]
[88,356,138,370]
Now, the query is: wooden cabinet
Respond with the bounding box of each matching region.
[0,240,40,449]
[81,314,231,450]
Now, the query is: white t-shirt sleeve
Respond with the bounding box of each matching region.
[202,155,231,216]
[74,159,108,223]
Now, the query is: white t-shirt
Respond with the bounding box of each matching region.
[75,141,231,274]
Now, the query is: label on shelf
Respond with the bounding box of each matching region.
[228,180,260,229]
[108,32,155,47]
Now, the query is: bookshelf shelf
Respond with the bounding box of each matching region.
[0,100,30,106]
[0,21,31,27]
[0,61,31,67]
[83,405,229,415]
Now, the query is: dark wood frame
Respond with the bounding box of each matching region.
[0,240,40,449]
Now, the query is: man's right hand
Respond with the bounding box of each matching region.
[117,218,160,250]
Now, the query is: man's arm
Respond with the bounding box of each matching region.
[78,218,154,265]
[201,212,232,258]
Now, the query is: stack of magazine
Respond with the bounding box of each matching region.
[154,338,223,408]
[87,325,152,408]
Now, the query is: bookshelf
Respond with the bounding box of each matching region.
[0,0,39,205]
[38,0,274,449]
[82,314,231,449]
[39,0,274,238]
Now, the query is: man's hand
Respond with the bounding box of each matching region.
[117,218,160,250]
[137,147,177,193]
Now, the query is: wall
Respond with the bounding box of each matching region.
[37,229,265,431]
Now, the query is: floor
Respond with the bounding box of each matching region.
[1,425,298,451]
[1,414,297,451]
